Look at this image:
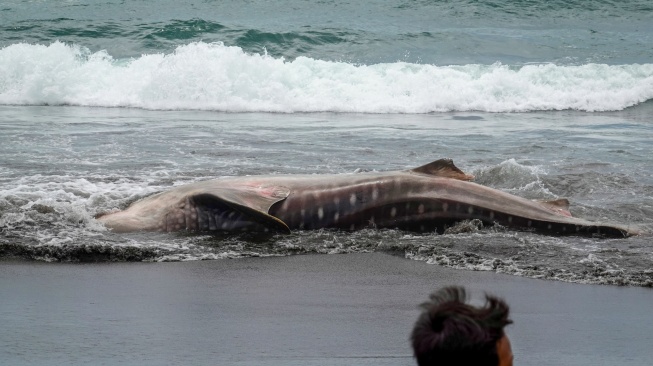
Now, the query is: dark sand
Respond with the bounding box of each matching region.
[1,253,652,366]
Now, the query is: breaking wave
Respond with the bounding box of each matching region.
[1,41,652,113]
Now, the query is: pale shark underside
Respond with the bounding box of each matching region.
[97,159,638,238]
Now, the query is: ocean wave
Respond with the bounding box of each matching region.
[473,159,554,199]
[1,41,652,113]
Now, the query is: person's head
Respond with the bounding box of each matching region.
[411,286,513,366]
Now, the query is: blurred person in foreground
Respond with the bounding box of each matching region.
[411,286,513,366]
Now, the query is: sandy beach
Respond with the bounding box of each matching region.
[1,253,651,366]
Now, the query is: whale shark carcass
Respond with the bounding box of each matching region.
[97,159,637,237]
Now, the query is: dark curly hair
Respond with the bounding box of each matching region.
[411,286,512,366]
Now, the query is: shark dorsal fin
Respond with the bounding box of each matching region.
[410,159,474,181]
[537,198,572,217]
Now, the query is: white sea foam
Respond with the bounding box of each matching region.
[0,174,172,251]
[1,41,652,113]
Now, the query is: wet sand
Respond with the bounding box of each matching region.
[1,253,652,366]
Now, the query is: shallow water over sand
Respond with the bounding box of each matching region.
[1,105,652,286]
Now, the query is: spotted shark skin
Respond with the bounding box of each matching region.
[97,159,638,238]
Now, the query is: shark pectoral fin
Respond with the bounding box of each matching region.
[537,198,572,217]
[229,201,292,234]
[409,158,474,181]
[192,185,291,233]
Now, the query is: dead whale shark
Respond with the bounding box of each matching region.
[97,159,637,238]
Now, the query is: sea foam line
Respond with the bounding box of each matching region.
[1,41,652,113]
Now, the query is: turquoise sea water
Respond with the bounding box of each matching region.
[1,0,652,283]
[2,0,653,65]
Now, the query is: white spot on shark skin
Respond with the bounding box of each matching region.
[372,188,379,201]
[443,203,449,212]
[222,222,228,229]
[350,193,357,206]
[301,209,306,218]
[318,207,324,220]
[547,224,552,230]
[333,197,341,207]
[562,226,567,232]
[228,212,235,219]
[264,228,270,233]
[420,225,425,231]
[467,206,474,214]
[418,204,425,214]
[350,224,356,230]
[489,211,494,219]
[390,207,397,217]
[508,216,513,223]
[334,212,340,222]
